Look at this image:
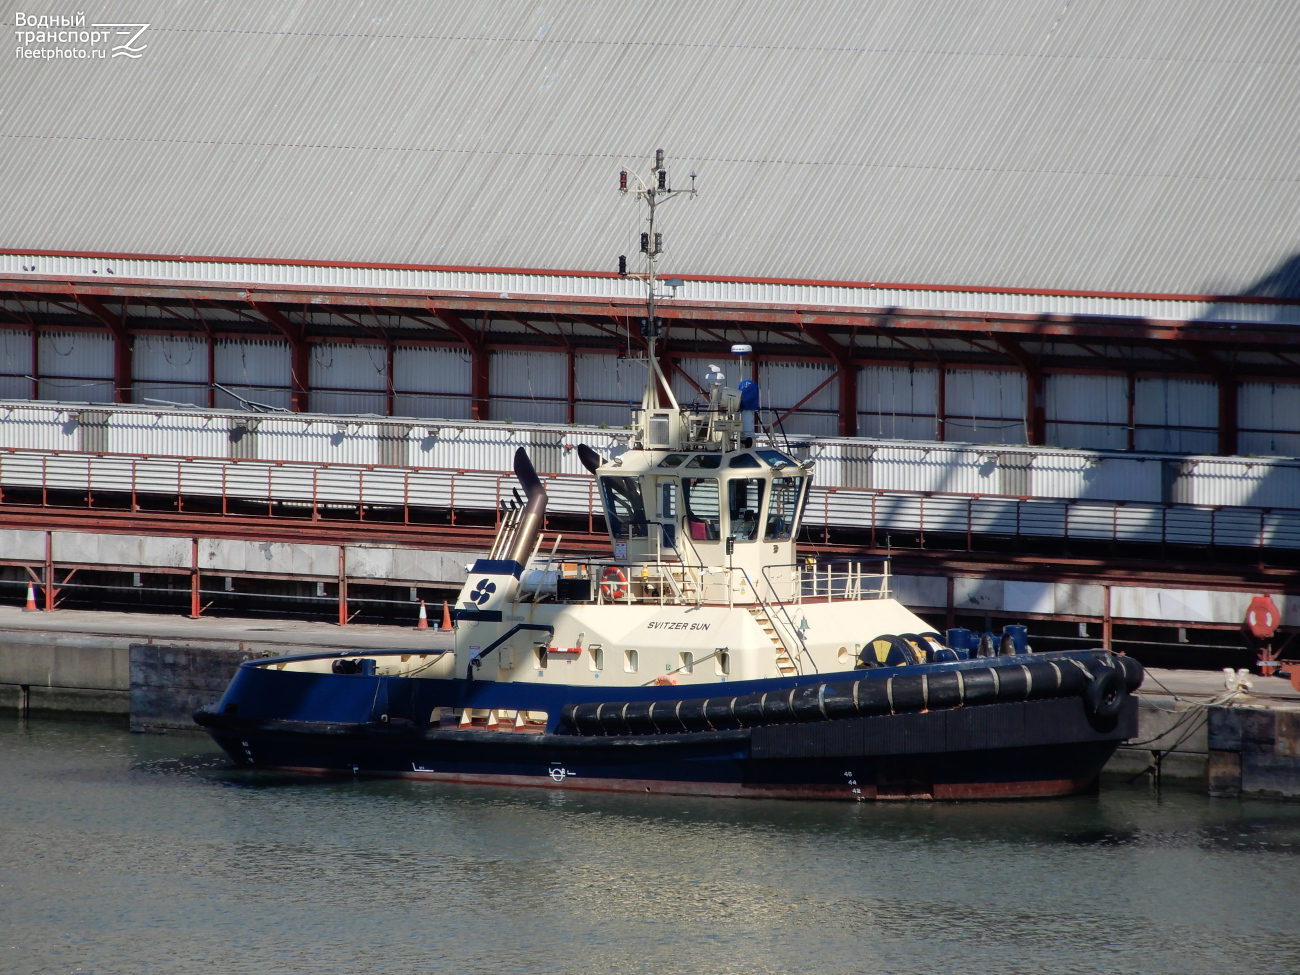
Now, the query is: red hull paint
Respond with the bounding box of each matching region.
[273,765,1097,802]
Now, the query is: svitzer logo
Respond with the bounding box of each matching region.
[14,11,149,60]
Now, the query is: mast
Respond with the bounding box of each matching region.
[619,149,696,413]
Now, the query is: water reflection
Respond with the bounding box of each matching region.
[2,718,1299,974]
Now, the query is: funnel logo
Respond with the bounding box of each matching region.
[470,579,497,606]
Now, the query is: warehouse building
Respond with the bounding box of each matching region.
[2,1,1298,664]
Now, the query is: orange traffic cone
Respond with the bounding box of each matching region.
[441,600,452,631]
[23,582,38,611]
[417,600,428,629]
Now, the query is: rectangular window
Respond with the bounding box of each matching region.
[681,477,720,541]
[589,645,604,672]
[679,652,694,674]
[599,476,648,539]
[715,651,730,676]
[623,648,639,673]
[727,478,765,542]
[765,476,805,541]
[659,478,677,519]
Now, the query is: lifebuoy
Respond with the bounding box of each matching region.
[601,566,628,600]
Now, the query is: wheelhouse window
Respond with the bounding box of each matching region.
[599,476,648,539]
[681,477,720,541]
[684,454,721,469]
[765,476,805,541]
[727,477,765,542]
[658,454,687,468]
[658,478,678,551]
[756,449,796,468]
[727,453,761,468]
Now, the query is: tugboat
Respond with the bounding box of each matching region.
[195,153,1142,800]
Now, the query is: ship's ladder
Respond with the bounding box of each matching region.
[748,606,798,677]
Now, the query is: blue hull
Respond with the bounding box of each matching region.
[195,651,1140,800]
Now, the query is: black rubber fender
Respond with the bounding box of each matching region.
[622,700,654,733]
[1114,655,1145,692]
[676,698,707,731]
[1083,667,1126,729]
[704,697,739,730]
[854,677,892,716]
[731,692,765,726]
[567,702,603,735]
[820,681,859,720]
[995,664,1031,700]
[1022,659,1068,699]
[760,688,796,723]
[791,683,825,721]
[959,667,1000,706]
[597,701,631,735]
[648,699,685,733]
[888,674,926,713]
[925,670,963,709]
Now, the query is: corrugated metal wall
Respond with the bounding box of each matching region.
[392,346,472,420]
[944,369,1026,444]
[310,344,388,416]
[670,357,717,409]
[37,332,115,404]
[1134,377,1217,454]
[214,339,291,411]
[133,335,208,408]
[1239,381,1300,458]
[489,350,567,424]
[574,353,639,428]
[0,330,31,401]
[1044,373,1129,450]
[760,361,837,436]
[2,323,1300,458]
[857,365,939,441]
[109,408,230,459]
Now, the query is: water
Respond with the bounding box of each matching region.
[2,720,1299,975]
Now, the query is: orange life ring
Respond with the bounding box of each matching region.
[601,566,628,600]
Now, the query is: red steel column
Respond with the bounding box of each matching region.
[190,537,201,619]
[44,530,54,611]
[338,546,348,626]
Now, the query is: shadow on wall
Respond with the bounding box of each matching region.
[1195,251,1300,507]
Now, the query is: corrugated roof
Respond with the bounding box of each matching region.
[3,0,1299,295]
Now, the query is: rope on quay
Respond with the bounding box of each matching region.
[1124,669,1257,784]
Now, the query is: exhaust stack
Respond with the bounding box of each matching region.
[506,447,548,566]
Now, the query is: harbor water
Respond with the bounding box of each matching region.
[2,719,1299,974]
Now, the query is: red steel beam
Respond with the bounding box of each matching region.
[0,504,1294,591]
[992,334,1045,445]
[249,300,309,411]
[429,307,489,420]
[1183,341,1239,456]
[8,278,1300,346]
[796,317,857,436]
[73,293,131,403]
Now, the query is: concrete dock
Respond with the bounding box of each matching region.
[1106,667,1300,789]
[0,606,453,730]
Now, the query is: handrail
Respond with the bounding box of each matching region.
[2,446,1298,553]
[740,566,811,675]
